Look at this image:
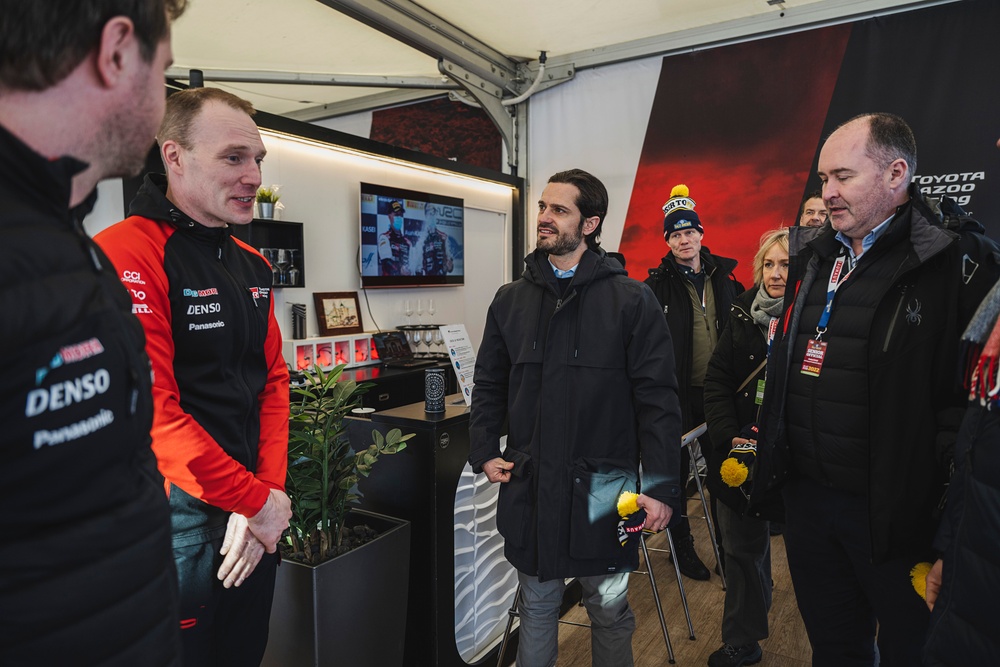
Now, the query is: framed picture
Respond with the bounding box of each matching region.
[313,291,364,336]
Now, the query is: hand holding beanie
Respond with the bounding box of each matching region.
[616,491,647,546]
[720,424,759,488]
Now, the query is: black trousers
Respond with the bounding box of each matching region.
[782,475,929,666]
[175,537,279,667]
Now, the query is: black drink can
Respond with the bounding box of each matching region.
[424,368,446,413]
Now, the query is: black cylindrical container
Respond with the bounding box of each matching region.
[291,303,306,339]
[424,368,446,413]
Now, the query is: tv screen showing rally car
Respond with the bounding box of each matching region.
[359,182,465,288]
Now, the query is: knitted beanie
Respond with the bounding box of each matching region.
[662,184,703,237]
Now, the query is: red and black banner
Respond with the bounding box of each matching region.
[621,0,1000,286]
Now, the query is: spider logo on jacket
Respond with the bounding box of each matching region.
[905,299,922,326]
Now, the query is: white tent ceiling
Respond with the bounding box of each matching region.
[166,0,952,121]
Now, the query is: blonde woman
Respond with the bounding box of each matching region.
[702,228,789,666]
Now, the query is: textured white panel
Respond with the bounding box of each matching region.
[453,442,517,662]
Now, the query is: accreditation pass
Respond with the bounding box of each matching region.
[800,338,827,377]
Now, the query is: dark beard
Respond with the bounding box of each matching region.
[537,219,585,256]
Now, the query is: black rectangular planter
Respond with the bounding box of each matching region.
[262,509,411,667]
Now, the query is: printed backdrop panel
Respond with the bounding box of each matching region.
[621,0,1000,286]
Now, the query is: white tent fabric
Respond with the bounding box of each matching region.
[527,56,664,253]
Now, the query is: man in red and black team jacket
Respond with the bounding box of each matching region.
[96,87,291,667]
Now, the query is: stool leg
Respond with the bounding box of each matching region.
[665,528,696,640]
[640,533,676,664]
[496,583,520,667]
[689,439,726,589]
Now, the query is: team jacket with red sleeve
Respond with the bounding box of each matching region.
[95,174,289,541]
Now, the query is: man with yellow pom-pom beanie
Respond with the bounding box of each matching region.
[645,184,745,581]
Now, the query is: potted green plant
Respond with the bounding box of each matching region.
[256,186,280,219]
[263,364,414,667]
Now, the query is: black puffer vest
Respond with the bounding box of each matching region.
[785,222,913,495]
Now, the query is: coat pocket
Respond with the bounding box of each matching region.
[569,459,638,560]
[496,447,534,550]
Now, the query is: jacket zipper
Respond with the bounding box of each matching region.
[882,285,909,352]
[218,244,261,468]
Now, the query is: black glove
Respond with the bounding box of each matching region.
[720,424,758,488]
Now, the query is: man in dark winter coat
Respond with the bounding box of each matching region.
[645,184,745,581]
[470,169,683,667]
[754,113,1000,666]
[0,2,187,664]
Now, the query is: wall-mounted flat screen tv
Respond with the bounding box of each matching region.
[360,182,465,288]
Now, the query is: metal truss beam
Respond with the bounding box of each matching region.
[316,0,520,92]
[438,59,516,171]
[165,67,460,90]
[285,89,446,122]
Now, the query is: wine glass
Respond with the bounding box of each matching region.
[432,328,444,355]
[412,327,426,357]
[423,328,436,357]
[403,299,413,325]
[286,249,301,287]
[260,248,280,286]
[415,299,424,324]
[275,248,291,286]
[427,298,436,323]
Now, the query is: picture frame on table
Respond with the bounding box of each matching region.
[313,291,364,336]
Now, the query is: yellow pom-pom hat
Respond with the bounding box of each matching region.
[720,457,750,488]
[910,561,933,600]
[662,183,703,238]
[617,491,640,518]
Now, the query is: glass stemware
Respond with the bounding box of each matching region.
[412,327,426,356]
[260,248,280,286]
[286,249,300,287]
[427,298,436,322]
[416,299,424,324]
[275,248,291,286]
[404,299,413,325]
[432,328,444,355]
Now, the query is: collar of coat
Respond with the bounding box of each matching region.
[0,120,97,228]
[522,246,625,292]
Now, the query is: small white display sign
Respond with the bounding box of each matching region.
[439,324,476,406]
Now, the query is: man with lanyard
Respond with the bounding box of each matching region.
[645,183,744,581]
[754,113,1000,665]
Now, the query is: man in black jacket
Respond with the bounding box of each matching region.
[0,1,186,664]
[645,184,745,580]
[755,113,1000,666]
[470,169,682,666]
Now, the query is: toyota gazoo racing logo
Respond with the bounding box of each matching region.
[249,286,271,300]
[35,337,105,385]
[121,270,145,285]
